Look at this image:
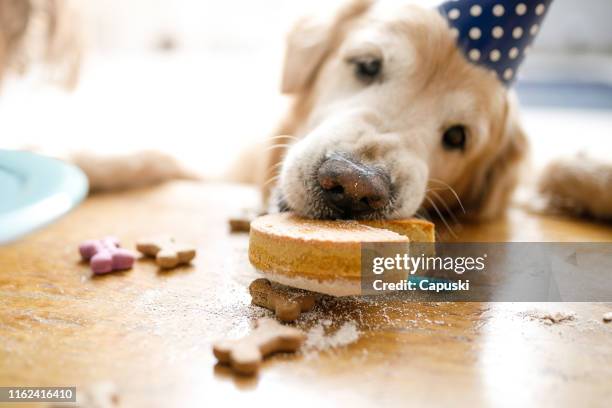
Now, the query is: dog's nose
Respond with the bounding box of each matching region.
[317,154,390,217]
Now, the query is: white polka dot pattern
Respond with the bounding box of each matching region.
[512,26,523,39]
[448,8,461,20]
[439,0,553,85]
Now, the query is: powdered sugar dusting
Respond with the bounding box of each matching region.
[521,310,577,325]
[304,320,360,352]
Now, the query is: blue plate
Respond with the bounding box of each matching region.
[0,150,88,244]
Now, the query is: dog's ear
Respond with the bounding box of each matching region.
[463,92,528,220]
[281,0,373,94]
[281,15,331,94]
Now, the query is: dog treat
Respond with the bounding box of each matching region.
[213,317,306,375]
[229,217,251,233]
[603,312,612,323]
[249,278,316,322]
[229,208,264,233]
[136,236,196,268]
[79,237,135,274]
[248,213,435,296]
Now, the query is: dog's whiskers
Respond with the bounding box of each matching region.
[264,144,292,152]
[429,189,461,226]
[414,210,426,221]
[268,135,298,141]
[263,175,281,187]
[428,178,466,214]
[425,196,458,239]
[417,205,433,220]
[270,161,284,170]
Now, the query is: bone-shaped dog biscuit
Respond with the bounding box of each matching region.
[79,237,135,274]
[136,236,196,268]
[249,278,316,322]
[229,208,265,233]
[213,318,305,375]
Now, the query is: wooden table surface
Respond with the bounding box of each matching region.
[1,182,611,408]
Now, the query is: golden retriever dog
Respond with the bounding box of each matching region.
[7,1,606,221]
[237,0,527,223]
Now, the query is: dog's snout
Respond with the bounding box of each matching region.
[317,154,390,217]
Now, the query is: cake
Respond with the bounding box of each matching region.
[248,213,435,296]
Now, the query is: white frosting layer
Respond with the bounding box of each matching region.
[256,269,360,297]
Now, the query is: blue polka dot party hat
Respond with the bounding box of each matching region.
[438,0,553,85]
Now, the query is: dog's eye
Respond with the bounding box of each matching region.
[442,125,467,151]
[351,58,382,81]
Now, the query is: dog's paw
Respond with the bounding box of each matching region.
[538,154,612,221]
[70,150,200,192]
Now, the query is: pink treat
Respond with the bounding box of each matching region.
[79,237,135,274]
